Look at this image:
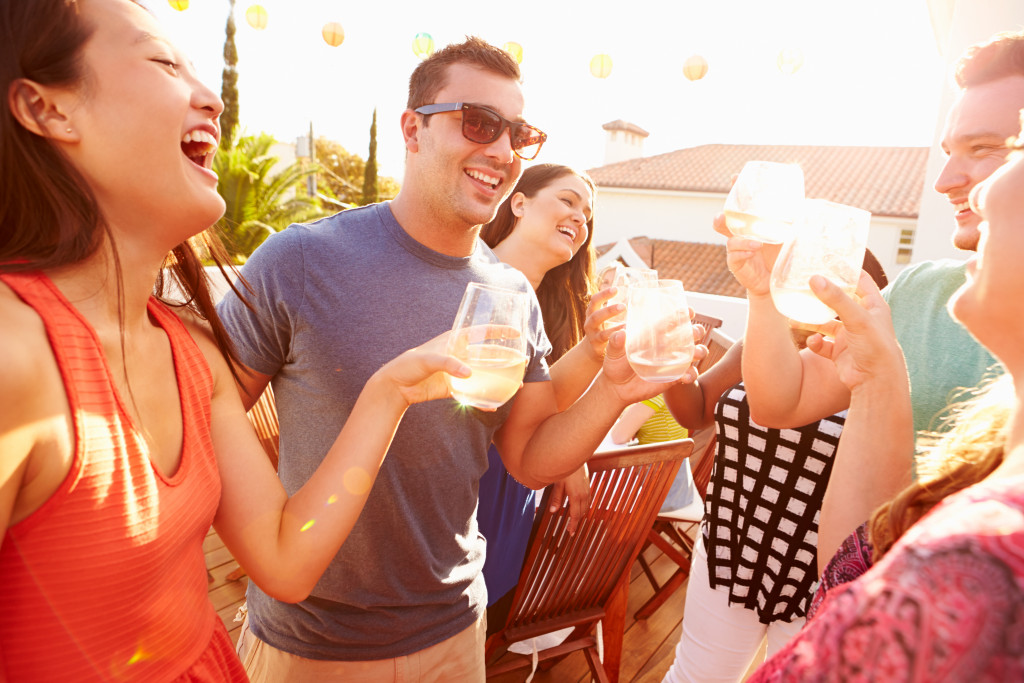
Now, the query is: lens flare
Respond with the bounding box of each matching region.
[344,467,372,495]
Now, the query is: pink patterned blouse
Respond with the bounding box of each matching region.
[748,473,1024,682]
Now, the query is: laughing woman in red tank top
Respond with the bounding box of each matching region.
[0,2,468,681]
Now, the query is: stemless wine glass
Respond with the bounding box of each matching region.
[723,160,805,244]
[602,264,659,329]
[446,282,530,411]
[625,279,695,383]
[769,198,872,326]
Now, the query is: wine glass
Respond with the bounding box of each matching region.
[625,279,695,383]
[769,198,871,325]
[723,161,805,244]
[602,264,659,329]
[446,283,530,410]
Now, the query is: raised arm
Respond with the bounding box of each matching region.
[202,327,469,603]
[804,273,915,574]
[664,339,743,431]
[715,213,850,426]
[494,331,707,489]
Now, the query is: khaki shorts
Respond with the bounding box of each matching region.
[236,610,486,682]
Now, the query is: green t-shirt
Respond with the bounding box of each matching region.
[883,259,1002,441]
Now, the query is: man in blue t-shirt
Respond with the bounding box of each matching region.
[218,37,682,681]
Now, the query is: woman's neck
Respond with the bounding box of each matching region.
[491,239,555,291]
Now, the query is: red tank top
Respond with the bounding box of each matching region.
[0,272,243,681]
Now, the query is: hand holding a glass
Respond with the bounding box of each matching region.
[724,161,805,244]
[624,280,696,384]
[446,283,530,411]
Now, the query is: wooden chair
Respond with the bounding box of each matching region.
[633,327,736,620]
[485,438,694,683]
[247,384,280,471]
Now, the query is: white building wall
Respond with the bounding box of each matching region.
[916,0,1024,264]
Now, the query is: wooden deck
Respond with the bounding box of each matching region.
[204,526,761,681]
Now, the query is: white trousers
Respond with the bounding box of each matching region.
[661,535,805,683]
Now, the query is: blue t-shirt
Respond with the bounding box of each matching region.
[217,203,551,660]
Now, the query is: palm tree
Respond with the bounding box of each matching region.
[214,133,328,261]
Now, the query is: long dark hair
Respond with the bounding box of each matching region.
[482,164,597,362]
[0,0,245,377]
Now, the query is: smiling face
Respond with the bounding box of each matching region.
[933,76,1024,251]
[509,174,593,268]
[951,115,1024,368]
[63,0,224,243]
[408,63,526,231]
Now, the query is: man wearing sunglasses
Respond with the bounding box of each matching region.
[219,36,686,681]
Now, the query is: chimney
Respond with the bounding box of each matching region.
[602,119,649,165]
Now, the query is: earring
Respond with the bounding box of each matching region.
[65,127,72,133]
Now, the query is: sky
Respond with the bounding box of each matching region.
[144,0,947,181]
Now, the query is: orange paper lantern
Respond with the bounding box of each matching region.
[683,54,709,81]
[245,4,268,31]
[322,22,344,47]
[589,54,612,79]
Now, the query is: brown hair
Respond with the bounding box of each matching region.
[481,164,597,362]
[954,29,1024,88]
[868,372,1011,560]
[0,0,245,380]
[407,36,521,111]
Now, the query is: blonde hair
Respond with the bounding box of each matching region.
[868,371,1013,559]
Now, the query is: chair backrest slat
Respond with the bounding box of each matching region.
[502,439,693,635]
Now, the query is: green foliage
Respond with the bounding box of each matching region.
[220,0,239,150]
[214,133,328,261]
[316,135,399,207]
[361,109,378,205]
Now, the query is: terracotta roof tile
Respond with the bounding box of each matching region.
[597,238,746,298]
[588,144,928,218]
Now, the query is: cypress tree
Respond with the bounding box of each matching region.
[361,109,379,205]
[219,0,239,149]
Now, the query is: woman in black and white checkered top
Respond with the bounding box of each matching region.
[659,337,846,683]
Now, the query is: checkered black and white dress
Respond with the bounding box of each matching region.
[701,382,846,624]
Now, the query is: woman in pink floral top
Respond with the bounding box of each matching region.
[748,116,1024,681]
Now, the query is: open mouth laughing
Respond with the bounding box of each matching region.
[466,168,501,190]
[181,128,218,170]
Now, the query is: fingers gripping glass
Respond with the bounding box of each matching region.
[414,102,547,160]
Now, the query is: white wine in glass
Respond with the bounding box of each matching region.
[770,198,871,325]
[723,161,805,244]
[447,283,529,411]
[625,280,695,383]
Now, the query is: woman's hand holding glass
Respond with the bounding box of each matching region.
[376,331,470,407]
[625,280,696,384]
[580,286,624,363]
[802,271,905,393]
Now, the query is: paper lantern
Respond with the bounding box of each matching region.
[245,5,268,31]
[322,22,344,47]
[589,54,612,79]
[777,48,805,75]
[168,0,188,11]
[503,42,523,64]
[412,32,434,60]
[682,54,709,81]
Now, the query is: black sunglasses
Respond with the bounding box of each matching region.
[414,102,547,161]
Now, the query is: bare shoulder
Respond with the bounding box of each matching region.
[0,282,53,398]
